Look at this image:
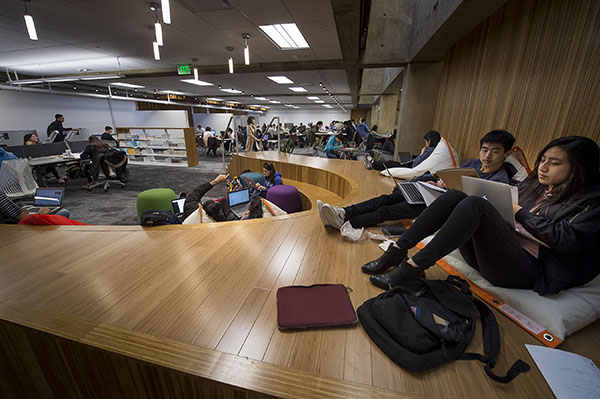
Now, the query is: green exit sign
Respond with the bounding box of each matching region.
[177,65,191,75]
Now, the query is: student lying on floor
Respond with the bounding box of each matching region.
[318,130,517,230]
[362,136,600,296]
[365,130,441,171]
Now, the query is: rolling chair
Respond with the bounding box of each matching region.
[85,151,128,192]
[0,159,38,199]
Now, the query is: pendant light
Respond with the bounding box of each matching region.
[242,33,250,65]
[23,0,38,41]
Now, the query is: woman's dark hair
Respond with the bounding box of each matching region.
[88,136,110,150]
[372,125,378,132]
[203,200,226,222]
[247,116,255,125]
[246,196,263,219]
[424,130,441,148]
[520,136,600,209]
[263,162,276,184]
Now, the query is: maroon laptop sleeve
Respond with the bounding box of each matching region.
[276,284,358,330]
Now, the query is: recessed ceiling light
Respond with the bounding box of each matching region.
[306,96,320,100]
[269,100,281,104]
[180,79,213,86]
[314,100,325,103]
[288,87,307,92]
[285,104,294,107]
[259,23,309,50]
[206,98,224,101]
[158,90,186,95]
[227,101,241,104]
[322,104,333,108]
[220,88,242,94]
[267,76,294,84]
[111,82,145,88]
[45,77,79,83]
[254,96,268,101]
[80,75,121,80]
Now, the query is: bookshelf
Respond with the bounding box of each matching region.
[115,127,198,167]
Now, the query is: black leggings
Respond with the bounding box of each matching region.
[396,190,538,289]
[344,190,425,228]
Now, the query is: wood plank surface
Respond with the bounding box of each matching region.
[0,151,598,398]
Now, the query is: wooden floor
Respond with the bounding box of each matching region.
[0,152,598,398]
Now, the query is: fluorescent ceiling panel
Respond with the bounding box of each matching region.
[267,76,294,84]
[111,82,145,88]
[254,96,269,101]
[220,88,242,94]
[269,100,281,104]
[288,87,307,92]
[259,23,309,50]
[306,96,320,100]
[206,98,224,101]
[181,79,214,86]
[314,100,325,103]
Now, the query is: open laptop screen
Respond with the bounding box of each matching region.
[171,198,186,215]
[227,188,250,207]
[33,188,64,207]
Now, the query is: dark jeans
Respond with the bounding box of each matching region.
[343,190,425,228]
[396,190,537,289]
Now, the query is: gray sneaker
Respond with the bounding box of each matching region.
[321,203,346,229]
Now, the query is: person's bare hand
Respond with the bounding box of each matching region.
[512,202,522,215]
[38,207,51,215]
[211,174,230,185]
[428,179,447,189]
[420,146,427,155]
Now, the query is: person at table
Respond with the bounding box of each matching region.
[101,126,119,147]
[308,120,323,148]
[0,191,70,223]
[364,136,600,296]
[23,133,65,183]
[324,134,344,159]
[46,114,73,142]
[79,136,112,187]
[318,130,516,230]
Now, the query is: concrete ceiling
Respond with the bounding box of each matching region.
[0,0,509,111]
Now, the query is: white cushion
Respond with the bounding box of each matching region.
[261,198,287,217]
[421,236,600,339]
[505,154,529,182]
[182,206,215,224]
[381,137,459,179]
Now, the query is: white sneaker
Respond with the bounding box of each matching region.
[321,203,346,229]
[317,200,325,225]
[57,178,65,183]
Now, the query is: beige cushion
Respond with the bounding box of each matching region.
[381,137,459,179]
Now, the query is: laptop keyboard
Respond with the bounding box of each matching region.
[399,183,424,204]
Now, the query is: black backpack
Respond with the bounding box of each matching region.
[140,210,181,227]
[357,275,530,383]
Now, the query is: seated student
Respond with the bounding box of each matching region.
[0,191,70,223]
[23,133,65,183]
[241,196,264,220]
[325,134,344,158]
[250,162,283,198]
[79,136,126,187]
[182,174,237,222]
[318,130,516,229]
[100,126,119,147]
[364,136,600,296]
[366,130,441,170]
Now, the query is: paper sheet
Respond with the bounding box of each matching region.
[525,344,600,399]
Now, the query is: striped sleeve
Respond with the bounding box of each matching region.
[0,192,23,220]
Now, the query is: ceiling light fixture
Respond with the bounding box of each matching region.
[155,20,163,46]
[314,100,325,103]
[269,100,281,104]
[161,0,171,24]
[306,96,320,100]
[206,98,224,101]
[220,88,242,94]
[158,90,186,95]
[193,67,198,80]
[267,76,294,84]
[227,46,234,74]
[180,79,213,86]
[288,87,307,92]
[153,41,160,60]
[111,82,145,88]
[23,1,38,41]
[79,75,121,80]
[259,23,309,50]
[242,33,250,65]
[254,97,268,101]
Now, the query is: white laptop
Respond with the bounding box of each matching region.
[461,176,548,247]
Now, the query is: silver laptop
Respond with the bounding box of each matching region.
[383,163,446,205]
[25,187,64,214]
[461,176,548,247]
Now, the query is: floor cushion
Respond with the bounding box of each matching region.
[266,184,301,213]
[381,137,458,179]
[136,188,177,219]
[421,236,600,340]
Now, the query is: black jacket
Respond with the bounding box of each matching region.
[516,184,600,294]
[183,182,213,220]
[46,120,70,142]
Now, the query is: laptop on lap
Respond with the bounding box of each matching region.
[383,163,446,206]
[25,187,64,214]
[223,188,251,219]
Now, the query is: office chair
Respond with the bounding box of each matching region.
[47,131,59,143]
[0,159,38,199]
[86,152,128,192]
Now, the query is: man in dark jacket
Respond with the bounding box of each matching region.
[101,126,119,147]
[46,114,73,142]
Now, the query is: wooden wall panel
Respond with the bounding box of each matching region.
[433,0,600,163]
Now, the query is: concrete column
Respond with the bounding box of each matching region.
[378,93,399,135]
[395,62,443,158]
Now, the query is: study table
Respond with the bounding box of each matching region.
[0,152,598,398]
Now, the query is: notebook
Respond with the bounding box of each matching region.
[436,168,480,191]
[26,187,64,213]
[461,176,548,247]
[277,284,358,330]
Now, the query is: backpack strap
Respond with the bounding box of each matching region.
[461,297,530,383]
